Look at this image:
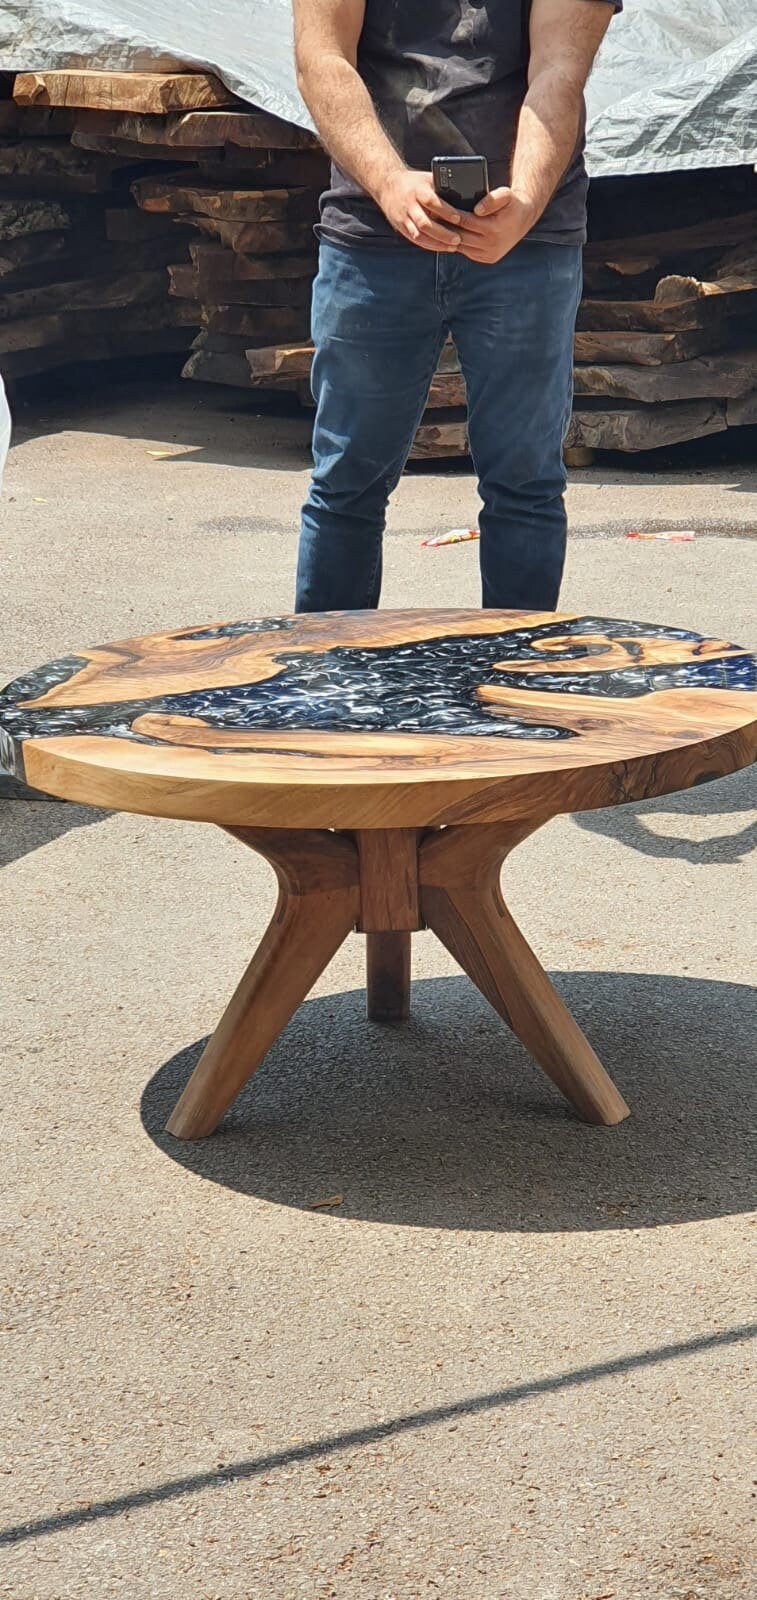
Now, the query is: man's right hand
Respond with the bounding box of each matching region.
[377,170,462,252]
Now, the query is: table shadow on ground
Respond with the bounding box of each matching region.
[571,766,757,865]
[141,971,756,1233]
[0,798,106,868]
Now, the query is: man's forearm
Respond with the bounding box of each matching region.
[509,68,586,228]
[509,0,615,227]
[294,0,463,253]
[297,52,403,207]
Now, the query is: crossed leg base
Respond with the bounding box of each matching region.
[165,823,630,1140]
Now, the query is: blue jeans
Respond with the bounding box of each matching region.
[296,238,582,611]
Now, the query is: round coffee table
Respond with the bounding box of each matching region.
[2,609,755,1138]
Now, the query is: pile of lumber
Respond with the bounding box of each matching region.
[131,141,326,385]
[241,172,757,459]
[569,203,757,456]
[1,67,327,392]
[0,71,249,381]
[2,72,756,461]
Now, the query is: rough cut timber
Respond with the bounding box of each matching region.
[0,296,195,357]
[566,401,727,453]
[200,150,328,185]
[71,131,223,164]
[0,138,116,194]
[426,372,467,408]
[183,328,265,384]
[0,269,171,324]
[656,246,757,303]
[68,107,320,151]
[246,343,315,381]
[727,391,757,426]
[169,261,311,307]
[3,235,205,291]
[13,70,240,115]
[183,216,315,253]
[183,332,259,388]
[410,414,469,459]
[104,206,195,243]
[0,232,71,279]
[0,103,76,137]
[576,296,722,335]
[577,267,757,335]
[204,304,310,343]
[2,326,191,383]
[574,327,723,365]
[583,211,757,274]
[0,198,80,238]
[131,179,311,223]
[573,350,757,403]
[189,240,315,280]
[3,91,751,462]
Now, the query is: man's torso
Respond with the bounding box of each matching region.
[318,0,589,249]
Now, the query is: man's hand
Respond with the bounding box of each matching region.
[378,170,462,252]
[456,188,538,264]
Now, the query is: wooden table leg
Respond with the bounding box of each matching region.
[366,931,412,1022]
[166,818,628,1140]
[166,828,360,1139]
[356,829,421,1024]
[419,822,630,1127]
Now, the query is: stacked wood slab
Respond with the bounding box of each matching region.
[569,194,757,455]
[0,71,256,381]
[53,81,327,387]
[3,72,756,460]
[129,135,327,384]
[245,171,757,459]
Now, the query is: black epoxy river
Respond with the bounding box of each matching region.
[0,616,754,782]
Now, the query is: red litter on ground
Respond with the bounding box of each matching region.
[422,527,480,547]
[625,529,695,542]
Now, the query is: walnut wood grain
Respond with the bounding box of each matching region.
[365,932,412,1023]
[189,241,315,280]
[170,267,311,309]
[14,71,239,114]
[574,328,722,366]
[186,216,314,254]
[3,612,755,830]
[165,828,360,1138]
[356,830,422,931]
[573,351,757,404]
[131,180,309,223]
[4,612,751,1140]
[418,823,630,1126]
[566,402,727,453]
[66,107,319,150]
[165,816,629,1136]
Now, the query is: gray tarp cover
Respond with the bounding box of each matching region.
[0,1,755,177]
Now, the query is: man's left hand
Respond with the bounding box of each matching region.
[457,188,538,264]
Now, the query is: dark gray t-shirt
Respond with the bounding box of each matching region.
[319,0,621,249]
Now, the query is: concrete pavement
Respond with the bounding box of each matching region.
[1,379,755,1599]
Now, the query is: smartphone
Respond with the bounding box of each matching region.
[432,155,489,213]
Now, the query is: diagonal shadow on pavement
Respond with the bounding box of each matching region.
[1,1321,753,1550]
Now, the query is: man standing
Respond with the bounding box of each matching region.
[294,0,620,613]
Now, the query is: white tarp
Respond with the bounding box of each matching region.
[0,1,755,178]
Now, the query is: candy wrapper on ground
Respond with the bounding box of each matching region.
[422,528,480,548]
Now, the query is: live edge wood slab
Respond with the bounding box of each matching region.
[2,609,755,1139]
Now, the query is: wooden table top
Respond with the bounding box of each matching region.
[1,610,755,828]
